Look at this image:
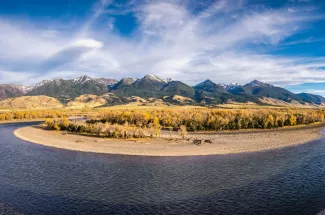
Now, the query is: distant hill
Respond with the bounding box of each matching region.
[109,78,138,95]
[93,78,118,86]
[194,80,236,104]
[0,84,25,100]
[296,93,325,105]
[161,81,195,98]
[67,94,108,108]
[66,93,127,108]
[110,76,196,100]
[242,80,303,102]
[1,75,325,107]
[27,75,109,103]
[0,96,63,109]
[163,95,195,105]
[110,75,168,98]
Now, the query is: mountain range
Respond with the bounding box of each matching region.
[0,74,324,107]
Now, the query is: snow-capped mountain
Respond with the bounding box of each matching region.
[13,84,33,94]
[1,76,324,106]
[93,78,118,86]
[0,84,25,100]
[245,80,273,87]
[221,83,240,91]
[73,75,92,84]
[26,75,110,102]
[143,74,170,83]
[31,80,52,89]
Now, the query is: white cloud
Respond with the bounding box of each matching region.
[79,0,113,36]
[305,89,325,93]
[0,70,34,84]
[0,0,324,90]
[71,39,103,49]
[0,19,62,59]
[137,2,189,41]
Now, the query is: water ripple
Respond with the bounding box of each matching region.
[0,123,325,214]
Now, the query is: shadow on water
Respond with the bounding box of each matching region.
[0,122,325,215]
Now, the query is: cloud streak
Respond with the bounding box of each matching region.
[0,0,324,92]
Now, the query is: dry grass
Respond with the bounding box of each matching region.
[258,97,324,108]
[0,96,63,109]
[97,105,207,111]
[67,94,108,108]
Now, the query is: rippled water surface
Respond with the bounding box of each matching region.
[1,122,325,214]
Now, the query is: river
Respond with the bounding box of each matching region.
[1,122,325,215]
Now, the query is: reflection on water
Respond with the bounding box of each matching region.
[0,123,325,215]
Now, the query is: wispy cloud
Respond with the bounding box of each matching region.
[79,0,113,36]
[305,89,325,94]
[0,0,325,90]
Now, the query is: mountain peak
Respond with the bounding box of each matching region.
[143,74,167,83]
[203,79,214,83]
[194,79,227,93]
[250,80,263,84]
[247,80,272,87]
[195,79,217,87]
[121,78,138,84]
[93,78,118,86]
[222,82,240,91]
[73,75,92,84]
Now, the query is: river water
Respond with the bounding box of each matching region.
[1,122,325,215]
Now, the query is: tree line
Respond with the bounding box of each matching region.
[40,107,325,139]
[43,118,162,139]
[0,110,67,121]
[93,108,325,131]
[3,108,325,139]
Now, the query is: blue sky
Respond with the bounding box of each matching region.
[1,0,325,96]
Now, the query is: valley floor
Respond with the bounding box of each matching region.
[14,123,325,156]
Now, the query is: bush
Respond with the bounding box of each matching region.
[38,107,325,139]
[94,108,325,131]
[179,125,188,139]
[44,118,55,130]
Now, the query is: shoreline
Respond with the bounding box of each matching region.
[13,123,325,156]
[0,119,44,124]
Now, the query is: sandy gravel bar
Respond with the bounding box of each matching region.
[14,124,325,156]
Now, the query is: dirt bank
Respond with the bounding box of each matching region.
[14,124,325,156]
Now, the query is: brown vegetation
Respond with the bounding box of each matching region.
[42,118,158,139]
[67,94,107,108]
[0,96,63,109]
[39,107,325,140]
[94,108,325,131]
[0,110,67,121]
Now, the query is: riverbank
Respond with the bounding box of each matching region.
[13,123,325,156]
[0,119,44,124]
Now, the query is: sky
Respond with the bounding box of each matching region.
[0,0,325,96]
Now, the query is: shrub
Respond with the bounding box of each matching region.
[44,118,55,130]
[94,108,325,131]
[179,125,188,139]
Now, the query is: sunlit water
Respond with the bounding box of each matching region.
[1,122,325,215]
